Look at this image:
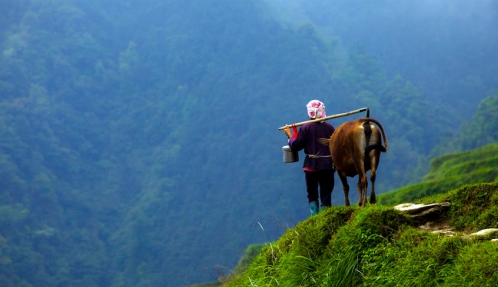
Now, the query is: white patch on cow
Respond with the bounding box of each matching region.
[359,125,367,156]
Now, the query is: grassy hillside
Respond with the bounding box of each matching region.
[218,181,498,286]
[191,142,498,286]
[378,142,498,205]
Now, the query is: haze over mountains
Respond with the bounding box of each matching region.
[0,1,497,286]
[265,0,498,118]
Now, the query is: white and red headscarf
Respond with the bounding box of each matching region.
[306,100,326,119]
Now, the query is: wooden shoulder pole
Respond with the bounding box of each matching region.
[278,107,369,130]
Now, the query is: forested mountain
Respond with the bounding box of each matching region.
[432,91,498,155]
[265,0,498,119]
[0,1,497,286]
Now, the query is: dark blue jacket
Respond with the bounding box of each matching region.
[289,122,335,171]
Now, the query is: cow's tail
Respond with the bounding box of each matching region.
[361,118,388,154]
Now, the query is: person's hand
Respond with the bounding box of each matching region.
[284,125,292,138]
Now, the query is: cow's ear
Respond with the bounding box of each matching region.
[317,138,330,146]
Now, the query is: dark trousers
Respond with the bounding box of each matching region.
[304,169,335,207]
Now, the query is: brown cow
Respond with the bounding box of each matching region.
[320,118,388,206]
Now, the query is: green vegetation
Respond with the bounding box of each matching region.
[0,1,497,286]
[222,182,498,286]
[432,91,498,156]
[379,142,498,205]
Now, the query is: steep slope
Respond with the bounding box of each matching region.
[221,182,498,286]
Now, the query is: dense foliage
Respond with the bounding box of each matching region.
[0,0,497,286]
[378,142,498,205]
[432,91,498,156]
[222,182,498,287]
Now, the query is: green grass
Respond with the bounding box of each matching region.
[379,142,498,205]
[221,182,498,287]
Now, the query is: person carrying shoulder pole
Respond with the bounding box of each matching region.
[283,100,335,216]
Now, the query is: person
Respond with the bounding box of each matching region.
[283,100,335,215]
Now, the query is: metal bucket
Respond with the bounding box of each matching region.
[282,145,299,163]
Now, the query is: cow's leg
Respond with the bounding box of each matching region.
[368,155,380,204]
[338,172,350,206]
[356,164,368,207]
[369,169,377,204]
[356,177,367,206]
